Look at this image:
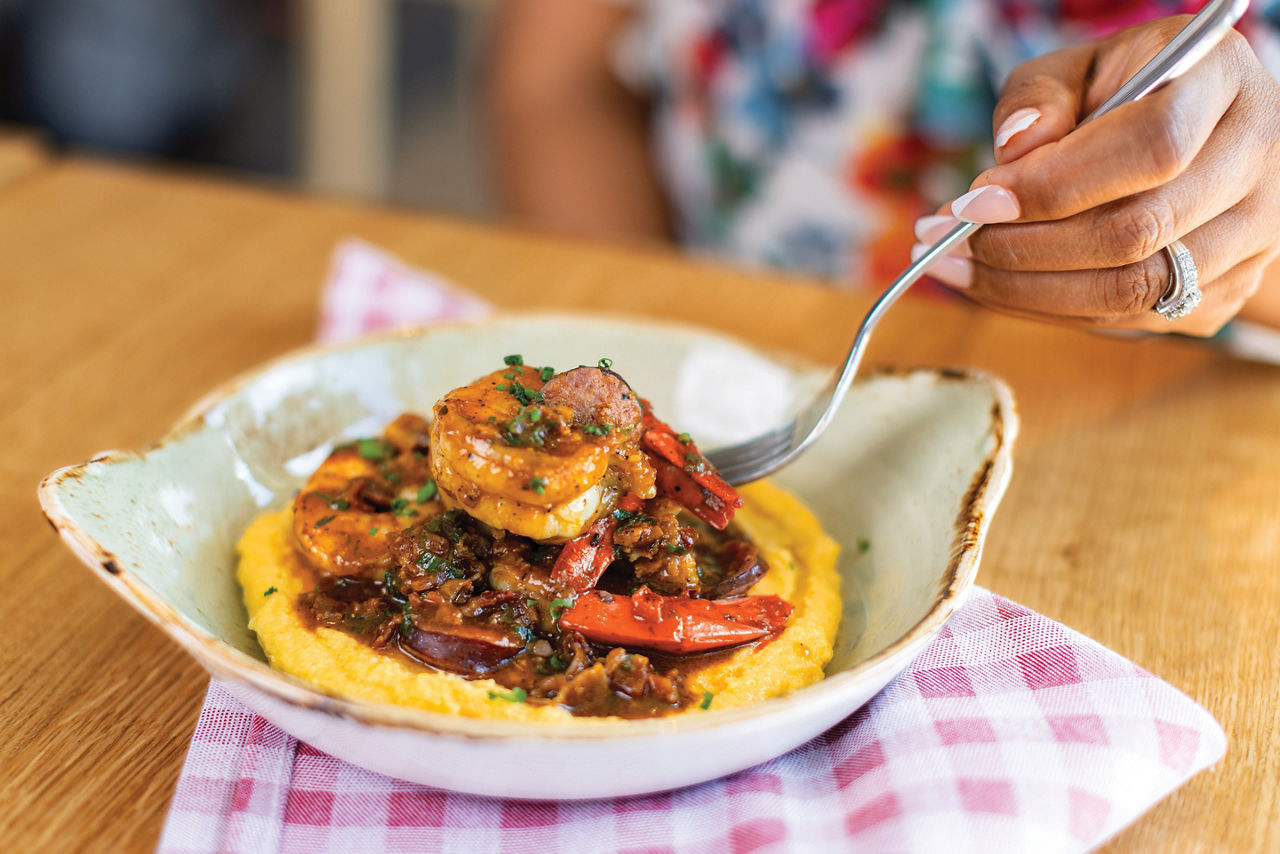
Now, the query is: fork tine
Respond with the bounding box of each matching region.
[705,423,799,484]
[704,422,793,469]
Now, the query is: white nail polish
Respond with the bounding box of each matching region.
[995,107,1040,149]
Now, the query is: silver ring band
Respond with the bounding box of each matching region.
[1154,239,1202,321]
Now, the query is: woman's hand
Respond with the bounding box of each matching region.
[912,16,1280,335]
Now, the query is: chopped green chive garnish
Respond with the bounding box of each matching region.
[503,354,524,367]
[509,380,544,406]
[527,476,548,495]
[263,586,278,597]
[416,481,438,503]
[597,357,613,370]
[384,569,414,639]
[357,438,386,460]
[504,371,516,380]
[390,497,418,518]
[369,527,379,535]
[613,507,652,525]
[314,515,336,529]
[315,492,350,510]
[539,366,555,381]
[548,653,565,670]
[488,687,528,703]
[666,543,688,555]
[857,538,871,553]
[495,383,507,391]
[699,690,714,710]
[582,423,612,437]
[550,597,575,619]
[677,432,692,445]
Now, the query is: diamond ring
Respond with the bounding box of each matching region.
[1153,239,1202,321]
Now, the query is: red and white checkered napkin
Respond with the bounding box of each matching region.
[159,240,1225,853]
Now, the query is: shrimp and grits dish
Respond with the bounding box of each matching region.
[237,357,840,720]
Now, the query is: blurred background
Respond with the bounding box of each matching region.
[0,0,499,217]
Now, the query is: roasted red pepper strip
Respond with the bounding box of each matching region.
[652,458,735,529]
[550,494,643,593]
[558,585,793,654]
[639,402,742,529]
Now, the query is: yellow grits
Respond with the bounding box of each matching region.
[238,481,841,722]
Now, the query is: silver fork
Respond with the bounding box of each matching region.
[705,0,1248,485]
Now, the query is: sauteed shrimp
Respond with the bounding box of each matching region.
[429,363,656,541]
[293,413,440,575]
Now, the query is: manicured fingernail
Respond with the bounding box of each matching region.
[951,185,1020,223]
[912,215,971,255]
[911,243,973,288]
[995,107,1040,149]
[913,214,959,242]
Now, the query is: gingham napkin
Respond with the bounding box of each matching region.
[158,239,1225,854]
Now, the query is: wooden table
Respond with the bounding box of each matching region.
[0,126,48,189]
[3,158,1277,852]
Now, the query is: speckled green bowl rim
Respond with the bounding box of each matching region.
[39,310,1018,741]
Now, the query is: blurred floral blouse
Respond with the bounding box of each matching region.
[617,0,1280,288]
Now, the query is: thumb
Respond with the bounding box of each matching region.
[991,43,1096,165]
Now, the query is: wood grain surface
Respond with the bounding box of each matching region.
[2,158,1276,852]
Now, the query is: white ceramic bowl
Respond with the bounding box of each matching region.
[39,313,1016,800]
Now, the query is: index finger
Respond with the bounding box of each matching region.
[957,33,1245,224]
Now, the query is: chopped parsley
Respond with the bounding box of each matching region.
[417,552,458,577]
[550,597,575,620]
[503,354,524,367]
[488,687,529,703]
[357,438,387,460]
[527,476,548,495]
[539,366,555,381]
[857,538,871,553]
[416,481,438,503]
[263,586,278,597]
[699,690,714,710]
[597,357,613,370]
